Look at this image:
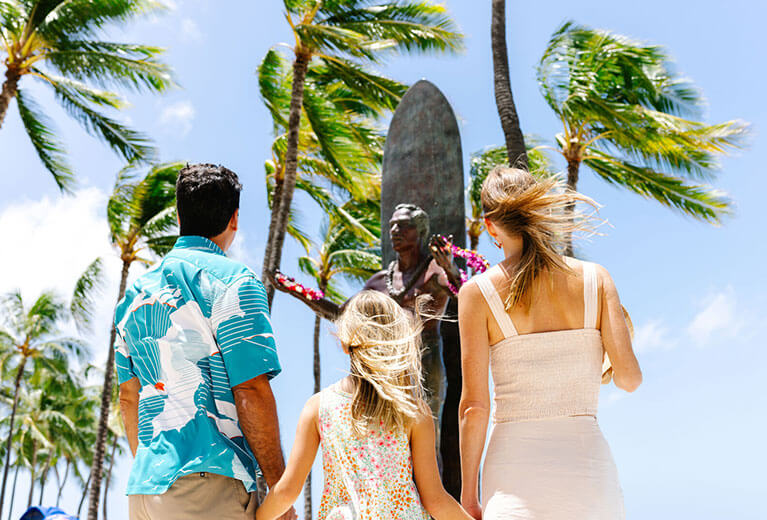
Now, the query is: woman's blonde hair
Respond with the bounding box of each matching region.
[481,166,599,309]
[335,290,426,436]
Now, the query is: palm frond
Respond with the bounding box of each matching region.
[70,258,104,334]
[584,148,732,223]
[15,88,75,192]
[321,1,464,55]
[45,40,175,93]
[42,70,156,163]
[38,0,164,40]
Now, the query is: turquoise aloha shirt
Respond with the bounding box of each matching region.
[113,235,282,495]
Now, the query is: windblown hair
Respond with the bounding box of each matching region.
[481,167,599,309]
[335,290,427,436]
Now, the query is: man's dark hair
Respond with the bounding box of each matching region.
[176,163,242,238]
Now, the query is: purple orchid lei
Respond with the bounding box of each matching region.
[439,235,490,296]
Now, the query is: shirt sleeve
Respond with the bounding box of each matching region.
[114,329,137,384]
[213,275,282,388]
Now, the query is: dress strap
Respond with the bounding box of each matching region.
[475,266,518,338]
[583,262,598,329]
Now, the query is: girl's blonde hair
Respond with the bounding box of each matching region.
[481,166,599,309]
[335,290,426,435]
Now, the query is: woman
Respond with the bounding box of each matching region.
[458,167,642,519]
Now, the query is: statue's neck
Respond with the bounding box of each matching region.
[397,247,425,272]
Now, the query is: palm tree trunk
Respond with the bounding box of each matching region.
[26,441,38,509]
[564,159,581,256]
[7,464,20,520]
[0,356,27,514]
[491,0,527,169]
[102,436,118,520]
[87,259,130,520]
[0,67,20,131]
[78,470,91,518]
[56,461,69,507]
[37,450,54,505]
[303,312,322,519]
[261,51,311,308]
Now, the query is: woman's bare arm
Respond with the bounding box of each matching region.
[457,280,491,519]
[597,265,642,392]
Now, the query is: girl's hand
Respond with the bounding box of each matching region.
[462,498,482,519]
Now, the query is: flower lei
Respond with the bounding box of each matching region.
[274,271,325,301]
[437,235,490,296]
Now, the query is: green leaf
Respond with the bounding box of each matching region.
[70,257,104,334]
[584,148,732,223]
[15,89,75,193]
[41,70,157,163]
[45,40,175,93]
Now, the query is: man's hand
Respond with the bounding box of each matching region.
[277,507,297,520]
[233,375,286,488]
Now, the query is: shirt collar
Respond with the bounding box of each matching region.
[173,235,226,256]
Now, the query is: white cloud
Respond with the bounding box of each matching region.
[634,319,678,354]
[0,189,123,367]
[180,18,203,42]
[159,100,196,137]
[687,286,740,345]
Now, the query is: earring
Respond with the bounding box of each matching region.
[492,237,502,249]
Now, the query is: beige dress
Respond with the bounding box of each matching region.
[476,262,625,519]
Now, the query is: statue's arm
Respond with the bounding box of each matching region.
[270,276,341,321]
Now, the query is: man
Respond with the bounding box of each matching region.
[273,203,461,420]
[115,164,296,520]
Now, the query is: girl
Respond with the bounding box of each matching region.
[256,290,472,520]
[458,167,642,519]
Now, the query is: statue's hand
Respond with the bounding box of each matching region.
[269,270,293,294]
[429,234,455,272]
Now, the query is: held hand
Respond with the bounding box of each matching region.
[462,498,482,519]
[277,507,297,520]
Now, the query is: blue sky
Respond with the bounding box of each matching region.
[1,1,765,519]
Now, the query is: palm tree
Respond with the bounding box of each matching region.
[490,0,527,168]
[259,48,389,254]
[537,21,750,255]
[466,141,556,252]
[86,161,181,520]
[0,0,175,192]
[296,199,381,518]
[260,0,463,306]
[0,290,86,515]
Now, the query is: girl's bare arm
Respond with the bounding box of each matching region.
[256,394,321,520]
[410,409,473,520]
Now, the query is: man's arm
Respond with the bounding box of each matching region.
[232,374,286,488]
[119,377,141,457]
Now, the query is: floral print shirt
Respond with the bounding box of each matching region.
[318,383,430,520]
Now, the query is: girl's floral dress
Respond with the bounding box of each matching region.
[318,383,431,520]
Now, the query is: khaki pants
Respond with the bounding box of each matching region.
[129,472,257,520]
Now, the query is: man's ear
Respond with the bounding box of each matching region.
[229,209,239,231]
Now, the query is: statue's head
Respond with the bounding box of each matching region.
[389,204,430,253]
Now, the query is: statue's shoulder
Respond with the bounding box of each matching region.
[362,270,388,291]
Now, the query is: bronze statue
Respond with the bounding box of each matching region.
[273,203,463,420]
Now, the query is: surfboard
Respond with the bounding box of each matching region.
[381,80,466,265]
